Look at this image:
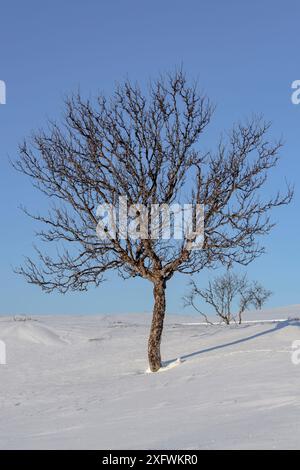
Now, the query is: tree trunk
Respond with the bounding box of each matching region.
[148,279,166,372]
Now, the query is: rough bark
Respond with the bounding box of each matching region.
[148,279,166,372]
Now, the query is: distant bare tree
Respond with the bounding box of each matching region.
[238,281,272,324]
[185,272,272,324]
[14,69,291,371]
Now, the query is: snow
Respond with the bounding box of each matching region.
[0,306,300,449]
[0,320,69,346]
[145,357,183,374]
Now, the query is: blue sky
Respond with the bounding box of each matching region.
[0,0,299,315]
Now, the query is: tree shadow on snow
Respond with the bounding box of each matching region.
[171,319,300,364]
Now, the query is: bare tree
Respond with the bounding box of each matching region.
[238,281,272,324]
[14,70,292,371]
[185,272,272,325]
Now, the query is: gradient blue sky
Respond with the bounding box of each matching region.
[0,0,299,315]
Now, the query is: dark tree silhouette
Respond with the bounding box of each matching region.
[185,271,272,325]
[14,70,292,371]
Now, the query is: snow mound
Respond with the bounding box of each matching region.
[1,321,68,346]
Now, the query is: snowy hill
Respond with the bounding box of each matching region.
[0,306,300,449]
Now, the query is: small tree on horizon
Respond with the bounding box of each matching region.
[14,70,292,371]
[185,271,272,325]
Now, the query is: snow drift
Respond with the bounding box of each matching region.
[0,306,300,449]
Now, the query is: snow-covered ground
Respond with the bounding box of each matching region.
[1,306,300,449]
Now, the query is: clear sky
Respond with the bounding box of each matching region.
[0,0,299,315]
